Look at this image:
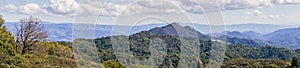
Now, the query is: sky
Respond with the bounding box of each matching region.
[0,0,300,25]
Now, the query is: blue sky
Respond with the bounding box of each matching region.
[0,0,300,25]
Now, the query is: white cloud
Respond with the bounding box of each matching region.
[121,0,183,16]
[76,0,183,16]
[268,15,281,19]
[221,0,274,10]
[1,0,79,16]
[19,3,47,15]
[178,0,300,14]
[113,0,137,4]
[3,4,18,13]
[274,0,300,4]
[1,0,300,16]
[75,0,124,16]
[254,10,263,15]
[1,3,47,15]
[100,3,124,16]
[246,10,263,16]
[47,0,79,15]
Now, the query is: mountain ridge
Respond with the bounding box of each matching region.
[4,22,298,43]
[149,23,210,40]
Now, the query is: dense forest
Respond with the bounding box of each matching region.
[1,16,300,68]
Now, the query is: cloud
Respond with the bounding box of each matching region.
[254,10,263,15]
[19,3,47,15]
[76,0,183,16]
[1,0,300,16]
[178,0,300,14]
[246,10,263,16]
[47,0,79,15]
[1,3,47,15]
[3,4,18,13]
[1,0,79,16]
[75,0,124,16]
[268,15,281,19]
[121,0,183,16]
[113,0,136,4]
[221,0,274,10]
[274,0,300,4]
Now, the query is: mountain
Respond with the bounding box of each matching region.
[211,31,269,47]
[4,22,165,41]
[72,23,300,68]
[212,26,300,49]
[263,27,300,49]
[212,31,263,40]
[242,31,263,40]
[225,23,295,34]
[149,23,210,39]
[4,22,296,42]
[182,23,295,34]
[221,35,267,47]
[149,23,269,47]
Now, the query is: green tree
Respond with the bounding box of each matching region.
[0,15,28,68]
[24,41,76,68]
[103,60,126,68]
[291,57,299,68]
[0,16,17,56]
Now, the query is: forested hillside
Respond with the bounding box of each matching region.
[73,31,300,68]
[1,17,300,68]
[0,17,77,68]
[71,23,300,68]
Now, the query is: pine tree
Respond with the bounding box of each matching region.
[0,16,17,56]
[291,57,299,68]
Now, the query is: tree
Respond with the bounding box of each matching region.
[0,16,17,56]
[198,59,204,68]
[0,15,26,68]
[291,57,299,67]
[103,60,125,68]
[15,16,47,54]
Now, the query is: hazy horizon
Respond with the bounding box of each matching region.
[3,21,300,26]
[1,0,300,25]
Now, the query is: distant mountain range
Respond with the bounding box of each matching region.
[181,23,298,34]
[211,31,263,40]
[263,27,300,49]
[212,27,300,49]
[4,22,300,49]
[4,22,166,41]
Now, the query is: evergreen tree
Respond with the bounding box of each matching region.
[291,57,299,67]
[0,16,17,56]
[0,15,24,68]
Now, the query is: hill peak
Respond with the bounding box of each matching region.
[162,22,181,28]
[170,22,180,25]
[149,23,210,39]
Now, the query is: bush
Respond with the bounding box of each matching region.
[103,60,126,68]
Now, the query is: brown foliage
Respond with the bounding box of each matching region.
[15,16,48,54]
